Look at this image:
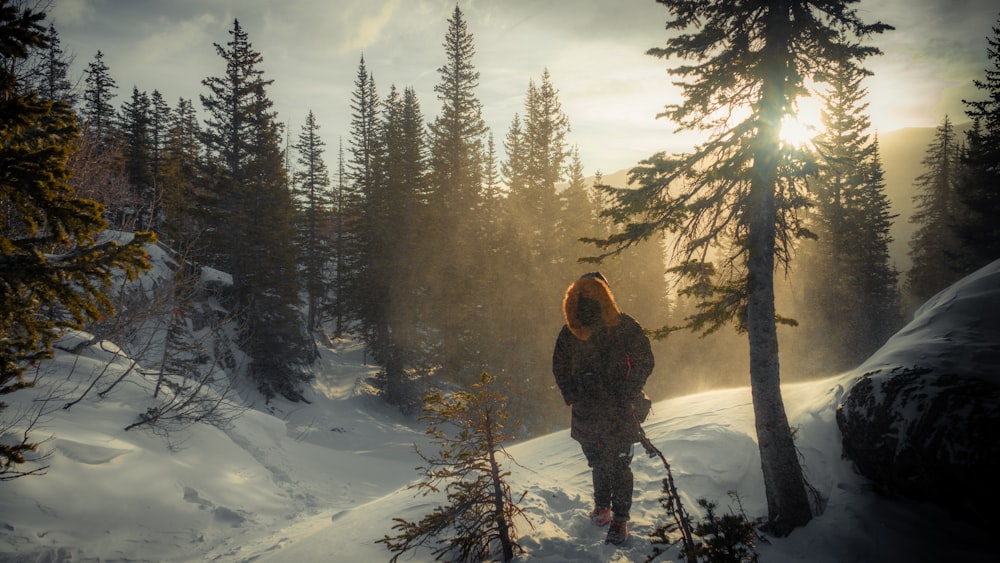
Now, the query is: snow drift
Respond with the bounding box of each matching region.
[1,260,997,562]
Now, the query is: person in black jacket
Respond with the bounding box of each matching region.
[552,272,654,546]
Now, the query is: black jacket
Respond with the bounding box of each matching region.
[552,276,654,445]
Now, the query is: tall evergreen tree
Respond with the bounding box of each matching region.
[501,113,527,196]
[343,55,383,354]
[80,50,117,144]
[0,0,151,477]
[423,5,489,381]
[199,19,312,401]
[19,23,76,105]
[244,78,312,400]
[559,147,593,234]
[75,51,121,225]
[797,60,900,369]
[482,134,502,202]
[905,115,964,309]
[559,148,619,287]
[477,133,521,381]
[850,136,901,349]
[591,0,890,535]
[584,169,674,398]
[508,71,570,264]
[378,85,430,405]
[485,119,539,417]
[199,18,263,269]
[291,110,331,334]
[147,89,171,229]
[119,86,153,223]
[498,70,576,423]
[329,138,348,338]
[160,97,200,247]
[954,14,1000,273]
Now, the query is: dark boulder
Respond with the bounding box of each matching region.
[836,260,1000,527]
[836,366,1000,526]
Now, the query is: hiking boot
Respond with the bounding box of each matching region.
[590,507,612,527]
[605,520,628,546]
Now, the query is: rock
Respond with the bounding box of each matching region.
[836,366,1000,527]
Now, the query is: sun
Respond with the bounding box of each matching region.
[779,115,816,147]
[779,96,823,147]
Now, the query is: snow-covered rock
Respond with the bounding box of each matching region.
[837,259,1000,526]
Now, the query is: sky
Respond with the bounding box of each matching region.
[0,235,996,561]
[45,0,1000,176]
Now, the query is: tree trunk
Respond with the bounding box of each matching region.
[487,425,514,562]
[745,0,813,536]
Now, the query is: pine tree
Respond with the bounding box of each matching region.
[378,85,430,405]
[291,110,331,334]
[591,0,890,535]
[797,60,900,369]
[851,136,901,349]
[330,139,348,338]
[906,115,963,310]
[343,55,383,355]
[482,134,502,202]
[119,86,153,225]
[485,129,551,402]
[20,23,76,106]
[555,147,595,271]
[495,72,591,427]
[160,97,200,247]
[1,0,152,477]
[495,112,533,382]
[378,373,528,562]
[199,20,257,269]
[476,133,521,380]
[508,70,570,263]
[242,78,312,400]
[501,113,527,196]
[498,70,573,399]
[147,89,171,229]
[954,14,1000,273]
[198,19,312,401]
[428,6,487,205]
[74,50,123,226]
[198,17,270,270]
[560,147,593,232]
[80,50,117,144]
[423,5,489,381]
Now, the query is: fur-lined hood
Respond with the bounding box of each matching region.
[562,273,621,341]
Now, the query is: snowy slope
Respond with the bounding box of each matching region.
[2,261,998,562]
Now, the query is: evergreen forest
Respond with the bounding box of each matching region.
[4,0,1000,455]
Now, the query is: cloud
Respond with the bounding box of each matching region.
[43,0,1000,177]
[131,13,218,63]
[49,0,97,26]
[336,0,402,54]
[861,0,996,129]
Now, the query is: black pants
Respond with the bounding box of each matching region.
[581,441,634,521]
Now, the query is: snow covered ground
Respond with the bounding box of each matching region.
[1,261,997,562]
